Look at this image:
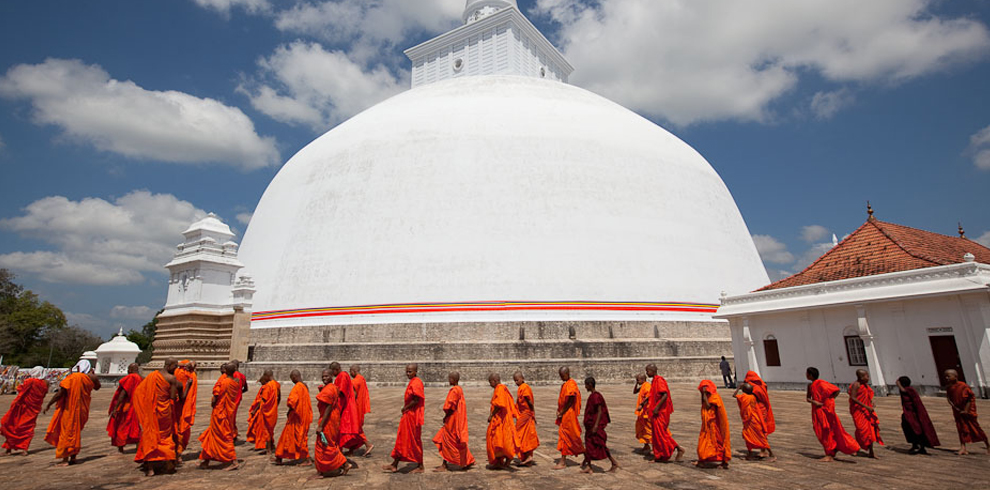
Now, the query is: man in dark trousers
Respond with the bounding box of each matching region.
[719,357,735,389]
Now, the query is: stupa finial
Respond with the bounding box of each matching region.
[866,201,874,219]
[958,222,966,238]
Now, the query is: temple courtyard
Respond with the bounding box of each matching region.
[1,380,988,490]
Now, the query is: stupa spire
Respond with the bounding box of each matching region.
[464,0,518,24]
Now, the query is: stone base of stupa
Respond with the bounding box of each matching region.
[244,320,732,385]
[147,308,251,380]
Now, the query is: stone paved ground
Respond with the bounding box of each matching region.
[2,381,988,490]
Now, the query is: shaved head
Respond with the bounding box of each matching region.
[128,363,139,374]
[350,364,360,376]
[290,369,301,383]
[448,371,460,385]
[636,374,646,383]
[558,366,570,381]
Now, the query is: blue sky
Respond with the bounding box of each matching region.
[0,0,988,338]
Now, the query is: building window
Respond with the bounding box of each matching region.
[845,336,868,366]
[764,336,781,367]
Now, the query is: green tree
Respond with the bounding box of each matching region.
[126,310,161,364]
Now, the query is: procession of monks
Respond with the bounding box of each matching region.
[2,358,989,479]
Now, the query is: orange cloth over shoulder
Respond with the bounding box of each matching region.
[315,383,347,473]
[390,377,425,464]
[174,368,197,453]
[334,372,361,450]
[556,378,584,456]
[275,381,313,461]
[352,373,371,446]
[1,377,47,451]
[696,380,731,463]
[744,371,775,434]
[247,380,280,450]
[198,374,239,462]
[736,392,769,451]
[635,380,652,445]
[44,372,96,459]
[649,375,679,461]
[947,381,988,444]
[848,382,883,448]
[133,370,176,463]
[515,383,539,455]
[487,384,517,463]
[433,385,474,467]
[809,379,859,456]
[107,372,142,448]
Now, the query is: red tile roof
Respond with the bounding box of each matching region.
[758,218,990,291]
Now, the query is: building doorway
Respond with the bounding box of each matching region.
[929,335,965,386]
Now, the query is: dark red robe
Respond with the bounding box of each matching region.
[583,391,611,461]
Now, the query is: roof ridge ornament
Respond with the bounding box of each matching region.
[866,200,874,219]
[958,222,966,238]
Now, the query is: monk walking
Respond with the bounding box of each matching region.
[513,371,538,466]
[43,362,101,466]
[174,360,198,455]
[1,367,48,455]
[486,373,517,470]
[134,358,181,476]
[198,363,239,470]
[554,366,584,469]
[348,364,374,456]
[274,370,313,465]
[107,363,142,453]
[695,380,730,469]
[806,367,859,461]
[945,369,989,455]
[743,371,775,434]
[646,364,685,462]
[848,369,882,458]
[581,377,619,473]
[315,369,352,477]
[433,371,474,471]
[246,369,280,454]
[733,383,774,461]
[384,363,425,473]
[330,362,365,455]
[896,376,939,454]
[634,374,652,454]
[230,360,248,441]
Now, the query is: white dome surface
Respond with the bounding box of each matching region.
[239,76,769,327]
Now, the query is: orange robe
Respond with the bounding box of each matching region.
[334,372,361,449]
[635,380,652,444]
[247,380,280,450]
[736,392,770,451]
[390,377,425,463]
[231,371,247,438]
[198,374,239,462]
[133,371,176,463]
[1,378,47,451]
[809,379,860,456]
[696,380,731,463]
[315,383,347,473]
[487,384,517,463]
[44,372,95,459]
[556,378,584,456]
[352,374,371,447]
[433,385,475,467]
[947,381,988,444]
[515,382,539,456]
[275,381,313,461]
[744,371,775,434]
[174,369,197,453]
[107,372,142,448]
[848,382,883,448]
[649,375,679,461]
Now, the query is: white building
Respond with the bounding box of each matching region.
[94,328,141,375]
[716,213,990,396]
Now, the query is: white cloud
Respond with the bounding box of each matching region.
[800,225,830,243]
[752,234,795,265]
[767,269,794,283]
[0,58,279,169]
[976,231,990,248]
[236,212,253,225]
[0,190,207,286]
[191,0,269,15]
[969,125,990,170]
[239,42,405,130]
[795,242,836,271]
[109,305,155,320]
[810,89,855,120]
[535,0,990,125]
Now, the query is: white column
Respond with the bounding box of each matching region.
[856,305,888,396]
[742,316,761,378]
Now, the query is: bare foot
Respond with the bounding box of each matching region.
[382,464,398,473]
[958,449,969,455]
[433,465,448,472]
[675,447,685,461]
[720,462,729,470]
[607,464,620,473]
[19,450,29,457]
[363,444,374,458]
[223,461,239,471]
[819,455,835,462]
[341,462,352,476]
[766,456,777,463]
[199,461,209,469]
[580,466,593,474]
[463,462,475,471]
[553,461,567,470]
[300,458,313,467]
[410,465,424,474]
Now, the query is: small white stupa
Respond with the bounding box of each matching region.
[94,328,141,375]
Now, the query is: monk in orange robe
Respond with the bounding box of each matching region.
[315,369,352,477]
[433,371,474,471]
[383,363,425,473]
[247,369,280,454]
[696,380,730,469]
[512,371,538,466]
[634,374,652,454]
[107,363,142,453]
[806,367,859,461]
[743,371,775,434]
[646,364,684,462]
[134,358,181,476]
[43,369,101,465]
[945,369,990,455]
[486,373,517,469]
[330,362,366,456]
[198,363,239,470]
[274,370,313,465]
[174,360,198,455]
[348,364,374,456]
[848,369,883,458]
[1,367,48,455]
[733,383,774,461]
[554,366,584,469]
[581,377,619,473]
[230,360,248,440]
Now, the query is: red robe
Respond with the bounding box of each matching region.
[583,391,611,461]
[315,383,347,473]
[107,373,142,448]
[947,381,988,444]
[809,379,859,456]
[848,382,883,448]
[696,380,730,463]
[486,384,517,463]
[174,369,197,453]
[744,371,775,434]
[44,373,95,459]
[133,371,176,463]
[433,385,474,467]
[515,383,539,456]
[1,378,47,451]
[246,380,280,450]
[232,371,247,437]
[352,374,371,447]
[198,375,239,462]
[390,377,425,463]
[334,372,361,449]
[649,375,679,461]
[275,381,312,461]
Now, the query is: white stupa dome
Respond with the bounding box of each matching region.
[94,330,142,355]
[238,75,769,327]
